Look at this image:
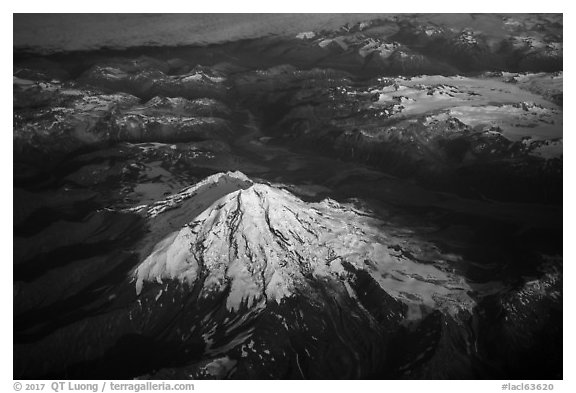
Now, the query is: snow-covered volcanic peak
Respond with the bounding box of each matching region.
[133,172,476,319]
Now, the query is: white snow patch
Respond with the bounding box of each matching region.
[295,31,316,40]
[204,356,237,377]
[226,257,264,312]
[134,227,198,295]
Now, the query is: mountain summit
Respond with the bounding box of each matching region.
[14,172,561,379]
[128,172,481,378]
[135,176,475,316]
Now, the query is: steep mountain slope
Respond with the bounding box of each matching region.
[14,172,561,379]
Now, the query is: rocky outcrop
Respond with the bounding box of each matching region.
[14,57,70,82]
[388,15,562,73]
[473,256,562,379]
[14,75,235,183]
[14,78,140,167]
[112,96,231,144]
[498,71,563,107]
[277,15,563,75]
[133,96,231,118]
[80,58,229,100]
